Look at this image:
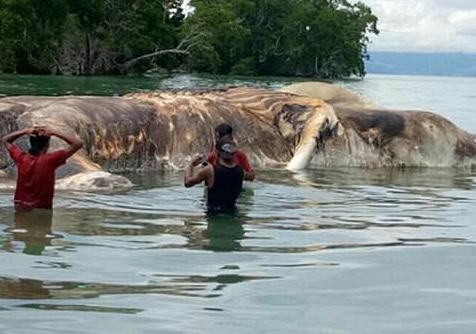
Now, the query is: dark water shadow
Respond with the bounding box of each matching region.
[3,209,61,255]
[0,270,279,301]
[17,303,141,314]
[202,214,246,252]
[257,167,476,191]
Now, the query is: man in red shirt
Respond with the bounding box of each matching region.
[206,123,255,181]
[2,126,83,209]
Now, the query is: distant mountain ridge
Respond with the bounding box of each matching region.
[364,52,476,77]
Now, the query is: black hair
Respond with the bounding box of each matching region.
[29,135,50,155]
[215,123,233,139]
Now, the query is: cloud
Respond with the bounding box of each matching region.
[351,0,476,52]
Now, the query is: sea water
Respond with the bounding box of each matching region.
[0,74,475,334]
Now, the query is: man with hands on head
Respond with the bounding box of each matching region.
[1,126,84,210]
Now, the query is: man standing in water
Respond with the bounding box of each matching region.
[2,126,83,209]
[185,138,251,214]
[206,123,255,181]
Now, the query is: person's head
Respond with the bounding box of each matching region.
[215,123,233,140]
[215,137,236,163]
[29,135,50,155]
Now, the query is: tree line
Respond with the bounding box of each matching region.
[0,0,379,78]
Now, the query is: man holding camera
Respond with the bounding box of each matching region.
[184,137,253,214]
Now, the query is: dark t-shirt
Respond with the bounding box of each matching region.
[207,164,244,213]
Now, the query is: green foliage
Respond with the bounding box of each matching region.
[0,2,21,72]
[0,0,378,78]
[0,0,187,74]
[182,1,251,74]
[187,0,379,78]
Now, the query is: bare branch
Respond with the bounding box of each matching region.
[120,30,208,70]
[123,49,190,69]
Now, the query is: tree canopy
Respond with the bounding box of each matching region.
[0,0,378,78]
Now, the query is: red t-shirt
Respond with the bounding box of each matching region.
[8,145,67,209]
[206,149,253,172]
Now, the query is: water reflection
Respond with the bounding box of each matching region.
[289,167,476,190]
[8,209,57,255]
[0,277,50,299]
[0,275,232,300]
[203,214,245,252]
[18,303,142,314]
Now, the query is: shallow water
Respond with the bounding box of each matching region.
[1,167,476,333]
[0,74,476,333]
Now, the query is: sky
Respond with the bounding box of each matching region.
[351,0,476,53]
[182,0,476,53]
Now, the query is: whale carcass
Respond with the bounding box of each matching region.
[0,82,475,191]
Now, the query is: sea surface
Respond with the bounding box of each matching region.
[0,74,475,334]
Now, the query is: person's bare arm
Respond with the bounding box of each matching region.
[239,151,255,181]
[184,155,213,187]
[244,169,255,181]
[1,127,35,149]
[47,128,84,158]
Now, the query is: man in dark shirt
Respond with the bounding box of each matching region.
[184,138,252,214]
[206,123,255,181]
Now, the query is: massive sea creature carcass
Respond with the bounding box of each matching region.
[0,82,475,192]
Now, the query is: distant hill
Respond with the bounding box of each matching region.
[364,52,476,77]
